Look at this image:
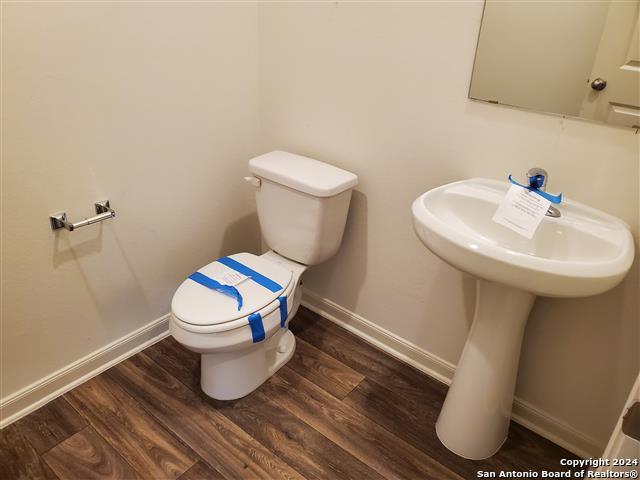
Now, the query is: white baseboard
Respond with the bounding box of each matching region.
[0,314,170,429]
[1,293,606,459]
[301,288,605,459]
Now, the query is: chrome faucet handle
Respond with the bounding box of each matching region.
[526,168,548,192]
[508,168,562,217]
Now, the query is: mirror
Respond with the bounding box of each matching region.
[469,1,640,128]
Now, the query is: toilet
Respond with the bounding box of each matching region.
[169,151,358,400]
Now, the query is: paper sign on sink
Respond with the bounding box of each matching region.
[492,184,551,239]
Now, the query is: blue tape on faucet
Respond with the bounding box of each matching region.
[508,174,562,204]
[248,312,266,343]
[216,256,283,293]
[278,296,288,328]
[188,271,243,311]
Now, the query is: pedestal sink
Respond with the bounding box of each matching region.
[411,178,634,460]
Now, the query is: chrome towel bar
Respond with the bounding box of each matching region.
[50,200,116,231]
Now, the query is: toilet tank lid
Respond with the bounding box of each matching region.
[248,151,358,197]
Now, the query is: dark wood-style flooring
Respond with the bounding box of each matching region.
[1,307,577,479]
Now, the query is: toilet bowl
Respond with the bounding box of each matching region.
[170,151,357,400]
[170,251,306,400]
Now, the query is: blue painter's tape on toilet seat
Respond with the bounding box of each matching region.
[248,312,266,343]
[217,256,283,293]
[188,271,244,311]
[278,297,288,328]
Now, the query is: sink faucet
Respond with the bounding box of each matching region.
[526,168,561,218]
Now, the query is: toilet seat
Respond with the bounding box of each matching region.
[171,253,294,335]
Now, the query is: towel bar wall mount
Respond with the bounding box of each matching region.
[50,200,116,231]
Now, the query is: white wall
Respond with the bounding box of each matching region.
[1,2,260,398]
[258,1,639,450]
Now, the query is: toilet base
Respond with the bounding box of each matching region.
[200,328,296,400]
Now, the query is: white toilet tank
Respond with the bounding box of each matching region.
[248,151,358,265]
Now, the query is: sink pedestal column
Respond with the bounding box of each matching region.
[436,279,535,460]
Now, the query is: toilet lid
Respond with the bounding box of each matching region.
[171,253,292,327]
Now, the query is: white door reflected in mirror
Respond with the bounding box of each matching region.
[470,0,640,127]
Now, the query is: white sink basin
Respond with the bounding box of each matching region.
[412,178,634,297]
[411,178,635,460]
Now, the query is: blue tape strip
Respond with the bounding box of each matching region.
[217,256,283,293]
[188,272,243,311]
[248,312,265,343]
[508,174,562,204]
[278,296,288,328]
